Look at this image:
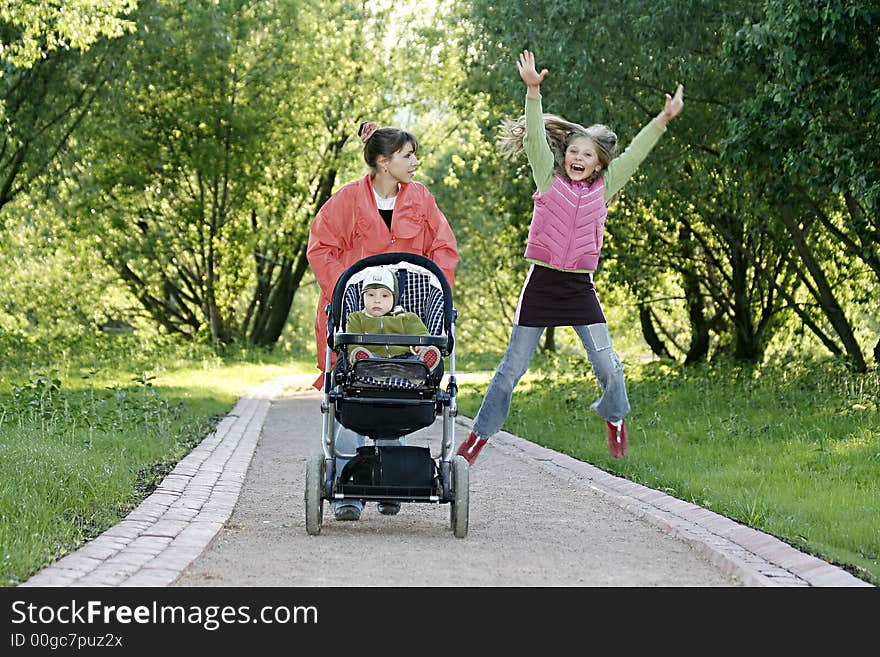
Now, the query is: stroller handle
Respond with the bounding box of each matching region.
[333,333,449,350]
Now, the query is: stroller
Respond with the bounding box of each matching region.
[304,252,469,538]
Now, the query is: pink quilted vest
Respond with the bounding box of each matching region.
[523,176,607,271]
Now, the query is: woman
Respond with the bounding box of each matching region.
[307,121,458,390]
[306,121,459,521]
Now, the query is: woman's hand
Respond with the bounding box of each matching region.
[517,49,547,98]
[655,84,684,128]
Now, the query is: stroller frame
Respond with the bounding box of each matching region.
[304,253,469,538]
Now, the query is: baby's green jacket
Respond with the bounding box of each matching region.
[345,309,430,357]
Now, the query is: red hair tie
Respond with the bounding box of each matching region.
[359,121,380,144]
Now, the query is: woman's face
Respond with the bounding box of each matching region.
[565,136,602,181]
[380,142,419,183]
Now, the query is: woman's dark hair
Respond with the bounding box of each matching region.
[358,121,419,169]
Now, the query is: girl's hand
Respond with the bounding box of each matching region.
[516,49,547,97]
[655,83,684,128]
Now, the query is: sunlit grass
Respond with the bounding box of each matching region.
[0,332,302,586]
[456,351,880,586]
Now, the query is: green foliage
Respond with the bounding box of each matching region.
[459,0,878,369]
[70,0,308,343]
[0,202,139,339]
[2,0,878,375]
[721,0,880,368]
[0,0,136,68]
[50,0,473,350]
[0,1,137,214]
[724,0,880,211]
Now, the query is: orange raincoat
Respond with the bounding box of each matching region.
[306,174,459,389]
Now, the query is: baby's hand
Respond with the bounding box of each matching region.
[411,346,424,355]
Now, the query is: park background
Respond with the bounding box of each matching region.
[1,0,877,586]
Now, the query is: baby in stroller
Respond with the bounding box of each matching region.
[346,264,442,374]
[304,253,470,538]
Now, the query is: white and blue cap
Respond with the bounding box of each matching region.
[360,265,398,304]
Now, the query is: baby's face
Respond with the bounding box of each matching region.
[362,287,394,317]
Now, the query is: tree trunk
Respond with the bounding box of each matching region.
[678,224,710,364]
[113,263,199,336]
[730,253,762,363]
[250,249,312,346]
[638,304,673,359]
[778,202,866,372]
[247,162,342,346]
[205,219,232,345]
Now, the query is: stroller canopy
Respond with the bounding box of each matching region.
[328,252,455,354]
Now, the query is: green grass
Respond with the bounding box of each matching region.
[2,328,878,587]
[455,350,880,586]
[0,331,305,586]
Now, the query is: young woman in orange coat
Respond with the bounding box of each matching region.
[306,121,459,521]
[307,121,459,391]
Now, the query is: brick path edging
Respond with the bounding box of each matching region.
[20,377,295,587]
[455,416,872,587]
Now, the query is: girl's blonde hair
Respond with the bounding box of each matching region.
[499,113,619,183]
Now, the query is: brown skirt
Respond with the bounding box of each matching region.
[513,264,606,327]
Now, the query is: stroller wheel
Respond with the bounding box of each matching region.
[450,455,469,538]
[305,453,324,535]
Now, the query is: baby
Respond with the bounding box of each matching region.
[345,265,441,372]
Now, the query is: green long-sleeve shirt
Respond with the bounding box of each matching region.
[345,309,430,357]
[523,95,666,199]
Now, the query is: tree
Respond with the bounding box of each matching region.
[460,0,793,364]
[724,0,880,369]
[0,0,136,68]
[460,0,877,370]
[0,0,136,216]
[71,0,453,346]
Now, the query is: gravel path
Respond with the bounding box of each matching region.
[24,375,868,588]
[174,387,739,587]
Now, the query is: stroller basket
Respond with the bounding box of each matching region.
[337,357,439,436]
[337,445,437,500]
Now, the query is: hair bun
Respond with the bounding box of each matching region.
[359,121,380,144]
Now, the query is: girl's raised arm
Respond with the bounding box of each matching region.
[516,49,548,99]
[654,84,684,128]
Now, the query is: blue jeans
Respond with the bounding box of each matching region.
[472,323,630,439]
[331,423,405,513]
